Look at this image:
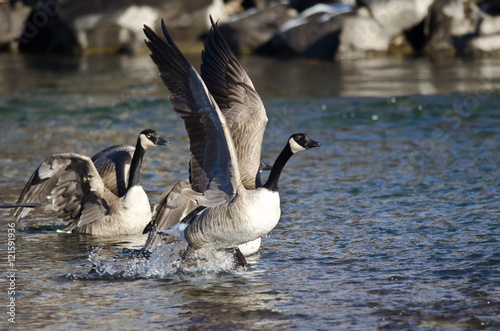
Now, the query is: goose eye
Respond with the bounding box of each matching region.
[295,135,303,141]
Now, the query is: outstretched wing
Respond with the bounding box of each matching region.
[142,179,197,251]
[201,17,268,189]
[14,153,114,228]
[144,21,244,207]
[91,145,134,197]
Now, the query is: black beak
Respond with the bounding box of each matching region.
[305,139,322,149]
[156,136,169,146]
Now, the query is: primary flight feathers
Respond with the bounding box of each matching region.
[142,19,321,261]
[14,129,168,235]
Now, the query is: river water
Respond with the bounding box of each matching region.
[0,52,499,329]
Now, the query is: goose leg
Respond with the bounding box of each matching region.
[233,247,249,268]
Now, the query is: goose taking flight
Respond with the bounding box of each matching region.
[141,18,269,255]
[143,21,321,261]
[14,129,168,236]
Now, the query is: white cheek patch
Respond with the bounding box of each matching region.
[140,134,156,149]
[289,137,306,153]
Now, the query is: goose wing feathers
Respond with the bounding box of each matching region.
[144,21,244,207]
[14,153,113,227]
[201,19,268,189]
[91,145,134,197]
[142,179,196,250]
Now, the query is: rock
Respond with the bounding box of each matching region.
[0,1,31,51]
[470,34,500,53]
[8,0,500,59]
[260,3,353,58]
[287,0,357,12]
[18,1,80,54]
[478,13,500,36]
[13,0,228,54]
[470,6,500,54]
[73,0,225,54]
[156,0,228,48]
[388,33,414,56]
[422,0,481,57]
[218,1,297,55]
[359,0,433,37]
[336,14,391,60]
[444,0,479,36]
[74,5,159,54]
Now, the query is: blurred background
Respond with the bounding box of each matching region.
[2,0,500,98]
[3,0,500,59]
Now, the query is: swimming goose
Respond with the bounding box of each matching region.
[141,18,269,255]
[13,129,168,236]
[143,21,321,260]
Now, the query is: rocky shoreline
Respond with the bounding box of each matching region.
[2,0,500,60]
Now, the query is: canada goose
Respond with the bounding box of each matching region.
[13,129,168,236]
[143,21,321,262]
[141,18,269,255]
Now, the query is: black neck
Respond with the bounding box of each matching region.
[127,139,146,189]
[263,143,293,192]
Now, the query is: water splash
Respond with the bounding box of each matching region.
[74,244,239,280]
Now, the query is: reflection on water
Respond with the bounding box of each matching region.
[1,52,500,99]
[0,53,499,329]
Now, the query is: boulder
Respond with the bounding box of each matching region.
[422,0,481,56]
[478,13,500,36]
[260,3,353,58]
[9,0,500,59]
[73,0,226,54]
[288,0,356,12]
[336,13,391,60]
[469,33,500,53]
[155,0,228,48]
[74,5,159,54]
[13,0,228,54]
[0,1,31,50]
[17,1,80,54]
[359,0,433,37]
[468,3,500,55]
[218,1,297,55]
